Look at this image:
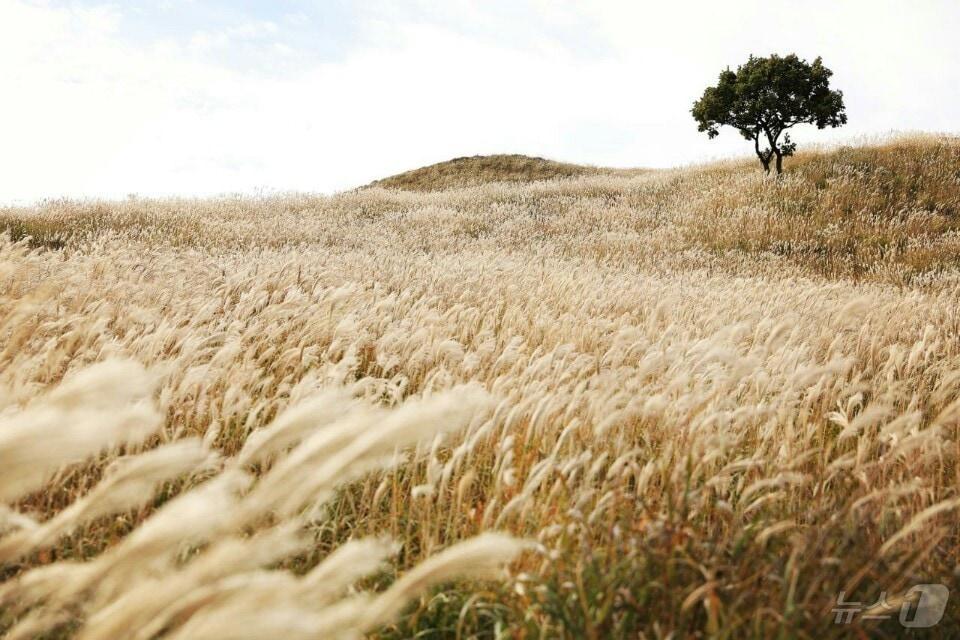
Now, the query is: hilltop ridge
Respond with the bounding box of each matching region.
[366,153,639,191]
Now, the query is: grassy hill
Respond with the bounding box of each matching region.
[8,135,959,283]
[366,153,638,191]
[2,135,960,638]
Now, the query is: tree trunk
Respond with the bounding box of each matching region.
[774,151,784,175]
[754,133,770,174]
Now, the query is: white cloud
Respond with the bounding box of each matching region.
[0,0,957,203]
[190,20,279,52]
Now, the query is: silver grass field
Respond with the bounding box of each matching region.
[1,135,959,638]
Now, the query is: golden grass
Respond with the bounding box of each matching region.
[1,134,959,638]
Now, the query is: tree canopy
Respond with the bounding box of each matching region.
[692,54,847,174]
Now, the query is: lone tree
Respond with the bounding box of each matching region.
[692,54,846,175]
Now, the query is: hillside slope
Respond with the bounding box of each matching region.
[2,136,960,638]
[8,135,959,283]
[366,153,638,191]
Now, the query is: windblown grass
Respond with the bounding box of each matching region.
[1,134,959,638]
[0,359,522,639]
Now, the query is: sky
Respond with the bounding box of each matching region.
[1,0,958,203]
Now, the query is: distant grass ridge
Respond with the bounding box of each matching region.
[7,136,959,283]
[366,153,634,191]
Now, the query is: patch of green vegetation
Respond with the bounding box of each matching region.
[1,217,66,250]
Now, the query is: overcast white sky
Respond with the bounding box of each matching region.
[1,0,958,203]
